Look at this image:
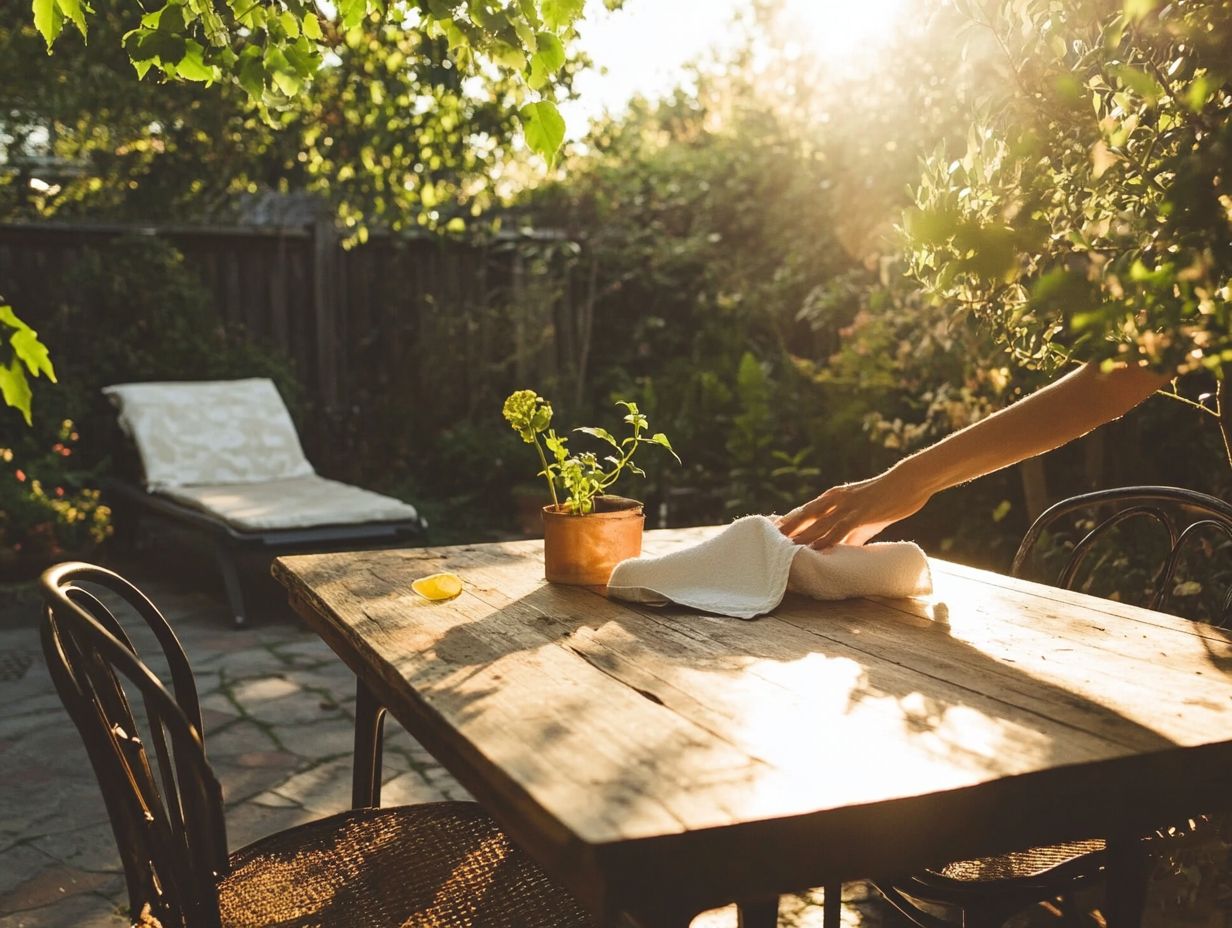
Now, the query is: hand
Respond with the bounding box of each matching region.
[776,468,933,549]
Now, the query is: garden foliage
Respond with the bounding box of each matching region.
[27,0,600,165]
[907,0,1232,452]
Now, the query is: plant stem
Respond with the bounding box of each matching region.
[599,420,641,491]
[1218,379,1232,472]
[532,437,560,510]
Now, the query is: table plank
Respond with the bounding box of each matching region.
[274,529,1232,917]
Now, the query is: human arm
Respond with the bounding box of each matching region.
[777,361,1172,549]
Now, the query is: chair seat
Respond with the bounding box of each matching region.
[931,839,1105,883]
[160,475,420,531]
[219,802,594,928]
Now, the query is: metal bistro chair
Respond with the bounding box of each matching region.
[872,486,1232,928]
[39,562,596,928]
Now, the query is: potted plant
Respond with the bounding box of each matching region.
[503,390,679,585]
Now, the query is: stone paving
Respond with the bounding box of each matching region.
[0,557,1226,928]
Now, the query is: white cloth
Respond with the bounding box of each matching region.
[607,515,932,619]
[103,378,314,490]
[159,476,420,531]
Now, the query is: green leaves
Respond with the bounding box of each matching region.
[540,0,583,31]
[174,40,216,82]
[338,0,369,31]
[519,100,565,166]
[0,362,34,426]
[507,391,679,514]
[576,426,619,449]
[1,304,56,426]
[34,0,583,168]
[527,30,564,89]
[32,0,91,48]
[302,12,323,40]
[32,0,64,49]
[905,0,1232,378]
[648,432,680,463]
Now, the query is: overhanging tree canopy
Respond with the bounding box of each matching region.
[30,0,595,165]
[907,0,1231,380]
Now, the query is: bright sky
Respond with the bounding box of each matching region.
[560,0,909,139]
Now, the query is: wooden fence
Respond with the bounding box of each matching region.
[0,219,563,476]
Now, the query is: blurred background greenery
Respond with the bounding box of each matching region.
[2,0,1229,571]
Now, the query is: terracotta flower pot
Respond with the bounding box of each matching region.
[542,495,644,586]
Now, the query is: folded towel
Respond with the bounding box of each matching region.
[607,515,932,619]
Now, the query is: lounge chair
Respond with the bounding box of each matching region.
[102,378,426,626]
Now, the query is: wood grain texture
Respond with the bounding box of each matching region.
[273,528,1232,920]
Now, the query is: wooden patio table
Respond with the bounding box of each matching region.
[273,526,1232,928]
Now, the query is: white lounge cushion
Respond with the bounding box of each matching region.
[159,476,420,532]
[103,379,314,490]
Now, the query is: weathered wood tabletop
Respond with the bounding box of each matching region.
[273,527,1232,927]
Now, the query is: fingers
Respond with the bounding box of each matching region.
[786,498,851,549]
[808,520,855,550]
[777,489,840,538]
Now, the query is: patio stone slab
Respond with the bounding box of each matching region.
[0,891,129,928]
[231,676,302,703]
[0,846,56,898]
[0,864,118,915]
[27,821,126,875]
[208,719,281,756]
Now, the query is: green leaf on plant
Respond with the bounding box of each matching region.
[32,0,64,48]
[518,100,565,166]
[10,329,56,381]
[1112,65,1164,103]
[175,40,215,82]
[237,50,265,99]
[576,426,620,449]
[54,0,88,38]
[1185,75,1212,111]
[541,0,583,31]
[490,41,527,70]
[1,306,56,383]
[279,9,300,37]
[527,30,564,89]
[648,432,680,462]
[338,0,367,30]
[131,28,187,65]
[302,11,323,39]
[0,360,33,426]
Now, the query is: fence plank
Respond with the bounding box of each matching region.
[0,220,552,474]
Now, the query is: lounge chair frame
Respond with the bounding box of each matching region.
[104,477,426,627]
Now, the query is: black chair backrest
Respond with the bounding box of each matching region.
[39,562,228,928]
[1012,486,1232,626]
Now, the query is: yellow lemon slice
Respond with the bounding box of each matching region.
[412,572,463,601]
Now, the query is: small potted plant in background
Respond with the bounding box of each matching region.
[503,389,679,585]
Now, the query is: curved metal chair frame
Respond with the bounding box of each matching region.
[873,486,1232,928]
[41,562,228,927]
[40,562,595,928]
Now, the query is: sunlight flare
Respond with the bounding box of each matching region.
[783,0,909,71]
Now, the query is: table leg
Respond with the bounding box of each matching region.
[352,678,386,809]
[823,881,841,928]
[1104,832,1147,928]
[736,897,778,927]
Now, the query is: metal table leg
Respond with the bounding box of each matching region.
[352,678,386,808]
